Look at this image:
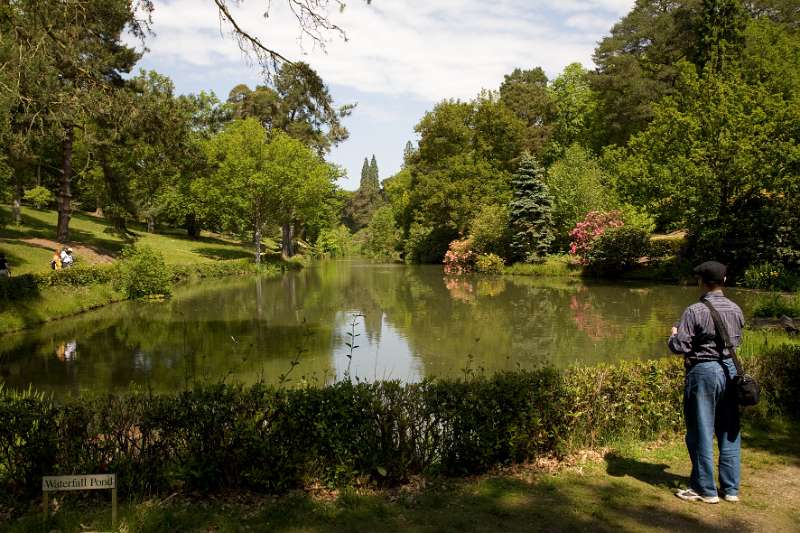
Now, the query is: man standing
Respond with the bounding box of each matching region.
[668,261,743,504]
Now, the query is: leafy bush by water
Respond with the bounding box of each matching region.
[742,262,799,291]
[475,253,505,274]
[752,294,800,318]
[114,245,172,299]
[583,226,650,276]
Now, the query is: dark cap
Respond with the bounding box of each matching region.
[693,261,727,284]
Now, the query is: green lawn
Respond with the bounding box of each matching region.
[5,420,799,532]
[0,205,273,274]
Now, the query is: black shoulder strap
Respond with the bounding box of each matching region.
[700,298,744,377]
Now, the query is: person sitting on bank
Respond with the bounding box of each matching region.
[0,253,10,277]
[51,250,62,270]
[60,247,74,268]
[669,261,743,504]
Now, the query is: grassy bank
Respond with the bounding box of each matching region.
[0,205,270,275]
[0,260,289,334]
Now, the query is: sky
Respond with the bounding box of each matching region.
[128,0,635,190]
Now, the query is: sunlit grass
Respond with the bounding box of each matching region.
[0,205,273,274]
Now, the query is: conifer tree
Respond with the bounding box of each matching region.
[509,155,554,263]
[369,155,379,185]
[344,154,383,230]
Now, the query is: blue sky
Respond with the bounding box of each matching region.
[129,0,634,190]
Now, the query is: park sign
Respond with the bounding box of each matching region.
[42,474,115,491]
[42,474,117,527]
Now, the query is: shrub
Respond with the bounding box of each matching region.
[315,225,357,258]
[1,350,798,504]
[742,262,799,291]
[114,245,172,299]
[568,210,624,263]
[583,226,650,276]
[22,186,55,209]
[469,204,512,259]
[475,253,504,274]
[443,238,476,275]
[752,294,800,318]
[404,223,456,264]
[361,206,400,260]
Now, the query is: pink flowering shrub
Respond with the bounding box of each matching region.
[569,211,624,264]
[443,238,476,275]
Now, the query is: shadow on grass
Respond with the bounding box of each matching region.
[195,247,253,261]
[13,474,754,533]
[741,417,800,463]
[605,451,689,489]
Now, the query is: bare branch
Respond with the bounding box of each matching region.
[212,1,371,76]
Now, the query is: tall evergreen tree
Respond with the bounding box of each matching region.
[369,155,379,185]
[344,154,383,230]
[360,157,371,188]
[509,155,554,263]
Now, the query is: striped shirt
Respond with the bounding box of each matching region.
[668,291,744,367]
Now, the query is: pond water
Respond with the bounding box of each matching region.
[0,261,761,396]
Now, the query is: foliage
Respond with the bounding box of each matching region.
[752,295,800,319]
[503,255,582,277]
[547,63,599,159]
[509,156,554,263]
[475,253,505,274]
[614,59,800,273]
[315,225,357,258]
[360,206,400,260]
[199,120,338,260]
[403,223,457,265]
[759,344,800,420]
[568,211,624,263]
[545,145,615,248]
[443,238,476,276]
[742,262,800,292]
[499,68,554,157]
[114,245,172,299]
[583,226,650,276]
[22,186,55,209]
[468,204,512,259]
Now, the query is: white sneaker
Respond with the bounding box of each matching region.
[675,488,720,504]
[724,494,740,502]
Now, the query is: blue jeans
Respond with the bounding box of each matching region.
[684,359,740,497]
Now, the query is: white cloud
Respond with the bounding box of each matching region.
[133,0,634,102]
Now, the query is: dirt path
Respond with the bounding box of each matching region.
[21,237,115,265]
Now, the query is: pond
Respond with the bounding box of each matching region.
[0,261,762,396]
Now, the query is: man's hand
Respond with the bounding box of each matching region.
[671,326,678,336]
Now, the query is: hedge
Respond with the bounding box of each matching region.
[2,346,798,505]
[0,259,291,302]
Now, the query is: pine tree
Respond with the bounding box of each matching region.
[360,157,371,188]
[369,154,379,186]
[509,155,554,263]
[344,154,383,230]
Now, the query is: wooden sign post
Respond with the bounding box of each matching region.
[42,474,117,529]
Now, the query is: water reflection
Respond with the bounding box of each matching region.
[0,261,760,396]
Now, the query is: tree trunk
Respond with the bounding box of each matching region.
[147,215,156,233]
[185,213,200,238]
[254,225,262,265]
[56,125,74,243]
[281,222,295,258]
[12,178,22,225]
